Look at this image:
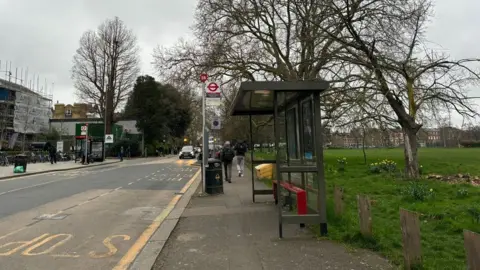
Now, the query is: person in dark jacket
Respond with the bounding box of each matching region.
[49,145,57,164]
[220,141,235,183]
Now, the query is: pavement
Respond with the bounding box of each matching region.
[0,158,121,179]
[152,162,394,270]
[0,155,199,270]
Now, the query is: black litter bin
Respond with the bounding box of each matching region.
[205,158,223,194]
[14,154,28,172]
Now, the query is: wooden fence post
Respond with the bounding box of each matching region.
[357,194,372,237]
[464,230,480,270]
[400,209,422,269]
[334,186,344,217]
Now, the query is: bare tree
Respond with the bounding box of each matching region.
[153,0,358,130]
[314,0,480,177]
[72,17,140,133]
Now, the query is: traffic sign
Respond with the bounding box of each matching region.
[211,118,221,130]
[105,134,114,143]
[207,82,219,92]
[81,125,88,135]
[200,73,208,82]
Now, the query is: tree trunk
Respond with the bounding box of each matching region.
[403,126,419,179]
[362,129,367,164]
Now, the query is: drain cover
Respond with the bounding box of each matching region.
[34,214,69,220]
[174,192,184,195]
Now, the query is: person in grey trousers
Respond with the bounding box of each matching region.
[234,140,248,177]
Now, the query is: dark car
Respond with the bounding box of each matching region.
[179,145,195,159]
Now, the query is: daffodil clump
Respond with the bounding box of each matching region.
[402,181,435,201]
[369,159,397,174]
[337,157,347,171]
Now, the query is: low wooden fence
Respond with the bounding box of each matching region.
[333,186,480,270]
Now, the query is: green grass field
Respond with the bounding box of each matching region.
[250,148,480,270]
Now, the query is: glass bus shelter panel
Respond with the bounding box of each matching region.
[250,114,275,163]
[300,97,316,166]
[285,106,300,166]
[304,172,320,213]
[274,91,288,168]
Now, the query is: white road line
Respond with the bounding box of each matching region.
[0,179,62,196]
[128,182,133,185]
[114,186,122,191]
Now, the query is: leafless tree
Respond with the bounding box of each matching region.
[314,0,480,177]
[72,17,140,133]
[153,0,361,132]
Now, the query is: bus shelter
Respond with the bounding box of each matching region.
[229,81,329,237]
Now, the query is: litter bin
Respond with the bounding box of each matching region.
[14,154,28,172]
[205,158,223,195]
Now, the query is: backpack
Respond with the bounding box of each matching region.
[222,147,235,161]
[236,143,247,155]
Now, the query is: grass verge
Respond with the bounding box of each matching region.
[252,148,480,270]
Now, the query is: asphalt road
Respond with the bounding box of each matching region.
[0,157,199,270]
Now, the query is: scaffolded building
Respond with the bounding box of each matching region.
[0,78,52,145]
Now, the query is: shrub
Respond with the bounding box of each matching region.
[467,206,480,224]
[337,157,347,171]
[402,181,435,201]
[368,159,397,174]
[457,188,469,198]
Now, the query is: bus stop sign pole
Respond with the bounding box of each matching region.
[200,73,208,194]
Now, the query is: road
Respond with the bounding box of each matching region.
[0,157,199,270]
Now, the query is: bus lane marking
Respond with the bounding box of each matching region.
[88,235,131,259]
[0,234,49,256]
[22,234,74,256]
[0,233,131,258]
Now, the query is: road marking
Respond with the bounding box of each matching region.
[0,234,49,256]
[113,168,200,270]
[22,234,73,256]
[128,182,133,185]
[0,179,62,196]
[51,253,80,258]
[88,235,131,259]
[0,227,27,241]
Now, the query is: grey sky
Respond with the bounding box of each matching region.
[0,0,478,125]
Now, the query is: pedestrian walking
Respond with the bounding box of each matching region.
[220,141,235,183]
[120,146,124,161]
[234,140,248,177]
[49,145,57,164]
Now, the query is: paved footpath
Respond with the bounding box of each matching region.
[0,156,199,270]
[152,167,394,270]
[0,159,121,179]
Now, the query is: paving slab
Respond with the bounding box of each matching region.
[152,166,394,270]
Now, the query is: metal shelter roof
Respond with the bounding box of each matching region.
[229,81,329,116]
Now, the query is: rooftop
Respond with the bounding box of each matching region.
[0,78,51,101]
[229,80,329,116]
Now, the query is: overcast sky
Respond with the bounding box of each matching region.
[0,0,478,125]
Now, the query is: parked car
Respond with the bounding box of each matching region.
[179,145,196,159]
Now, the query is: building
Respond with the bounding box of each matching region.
[52,101,97,119]
[0,78,52,147]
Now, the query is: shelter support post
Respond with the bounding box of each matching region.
[249,114,255,203]
[273,91,283,238]
[313,92,328,236]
